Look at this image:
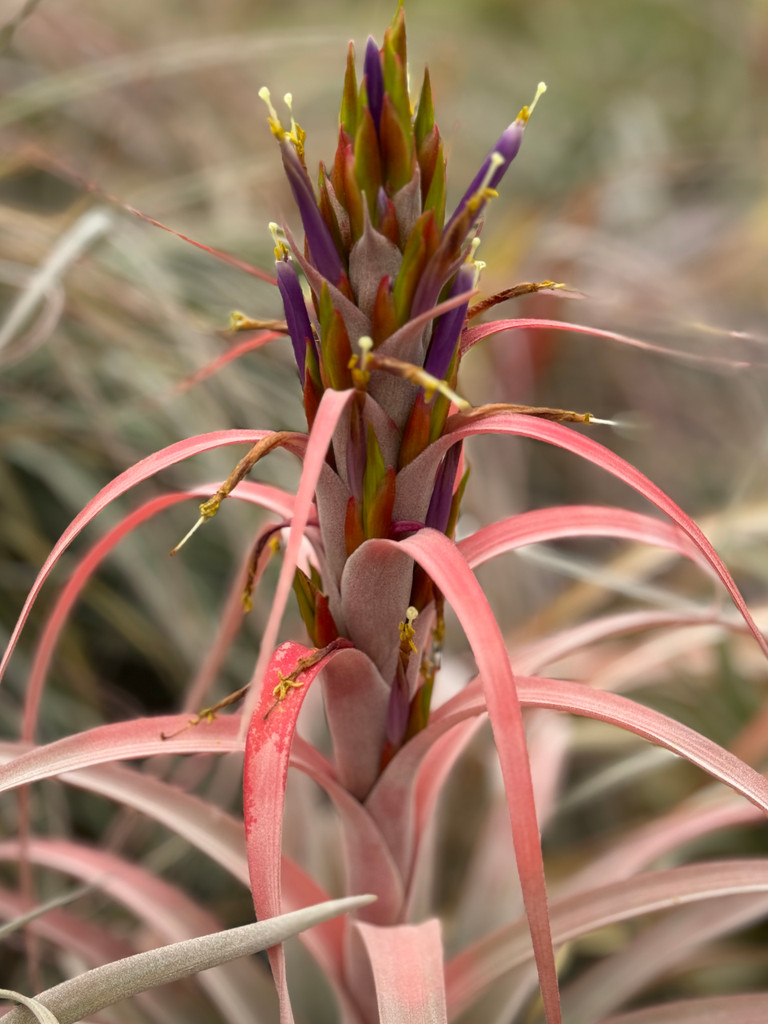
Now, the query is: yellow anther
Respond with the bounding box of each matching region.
[349,335,374,389]
[269,222,290,261]
[358,335,373,368]
[282,92,306,159]
[272,672,305,703]
[399,606,419,654]
[199,494,222,520]
[259,87,306,158]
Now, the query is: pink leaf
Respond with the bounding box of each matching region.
[461,317,755,370]
[598,993,768,1024]
[0,429,307,686]
[243,640,371,1024]
[0,734,361,1016]
[375,531,562,1024]
[446,860,768,1017]
[406,410,768,659]
[177,330,284,391]
[238,388,354,732]
[561,893,768,1024]
[352,918,448,1024]
[512,608,747,676]
[23,481,297,742]
[458,504,716,577]
[0,838,277,1024]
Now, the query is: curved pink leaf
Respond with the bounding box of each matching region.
[23,481,297,742]
[404,717,486,918]
[1,709,402,922]
[458,505,715,577]
[381,530,562,1024]
[446,860,768,1017]
[371,659,768,902]
[0,838,277,1024]
[0,888,132,968]
[562,795,765,897]
[512,607,747,676]
[0,429,307,686]
[0,896,375,1024]
[426,675,768,819]
[461,317,755,369]
[0,736,359,1018]
[177,330,283,391]
[561,893,768,1024]
[352,918,448,1024]
[239,388,354,731]
[405,410,768,659]
[598,993,768,1024]
[243,640,396,1024]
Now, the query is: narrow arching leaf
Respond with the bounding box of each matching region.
[563,795,765,898]
[461,317,755,370]
[238,388,354,731]
[0,837,277,1024]
[243,641,358,1024]
[458,505,715,577]
[401,410,768,659]
[598,993,768,1024]
[561,893,768,1024]
[375,531,562,1024]
[0,429,307,685]
[512,607,746,676]
[446,860,768,1017]
[23,481,297,742]
[0,896,375,1024]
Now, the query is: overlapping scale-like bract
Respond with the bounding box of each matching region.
[264,6,534,754]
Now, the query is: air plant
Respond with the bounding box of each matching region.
[2,5,768,1024]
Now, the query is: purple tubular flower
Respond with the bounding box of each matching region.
[445,116,525,232]
[276,258,315,378]
[423,262,477,380]
[363,36,384,132]
[279,144,345,286]
[425,441,462,535]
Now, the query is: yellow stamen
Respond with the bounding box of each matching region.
[349,335,373,389]
[169,516,205,557]
[398,606,419,654]
[517,81,547,124]
[269,222,290,261]
[282,92,306,159]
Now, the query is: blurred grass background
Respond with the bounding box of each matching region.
[2,0,768,1010]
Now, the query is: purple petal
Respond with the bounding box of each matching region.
[280,143,345,285]
[275,258,314,378]
[423,262,477,379]
[445,116,525,232]
[425,442,462,535]
[363,36,384,132]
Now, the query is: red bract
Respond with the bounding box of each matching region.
[2,5,768,1024]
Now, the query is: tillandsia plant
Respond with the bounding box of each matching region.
[3,5,768,1024]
